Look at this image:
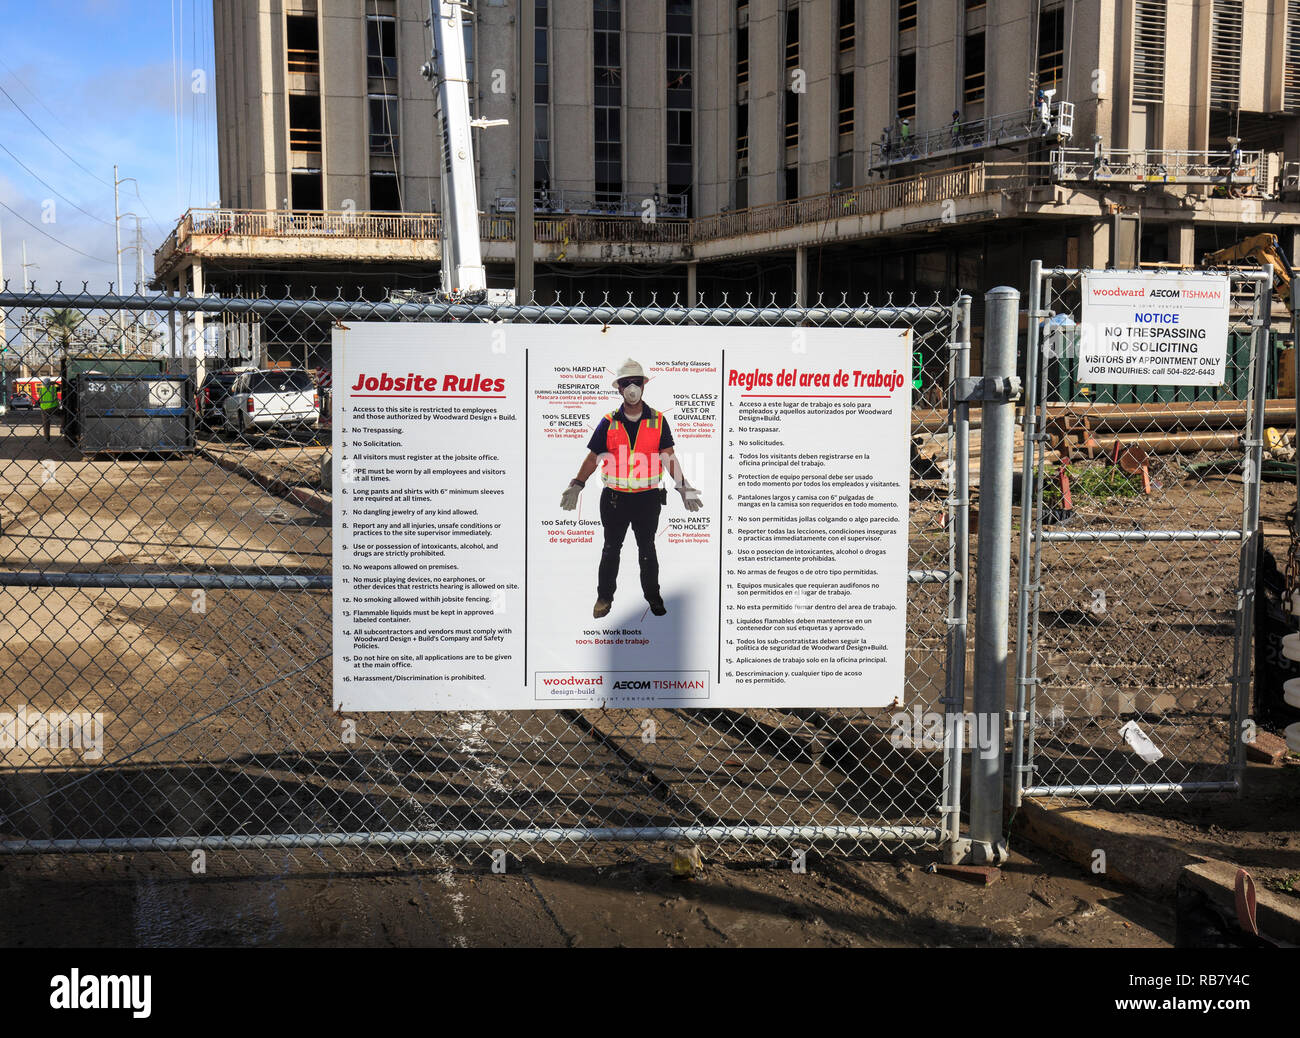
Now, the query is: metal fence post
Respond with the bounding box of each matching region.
[942,295,972,863]
[969,286,1020,865]
[1011,260,1044,808]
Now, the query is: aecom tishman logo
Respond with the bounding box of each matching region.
[50,970,151,1018]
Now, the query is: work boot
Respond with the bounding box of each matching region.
[593,599,613,619]
[648,598,667,616]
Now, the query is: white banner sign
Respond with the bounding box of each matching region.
[1078,271,1231,386]
[332,324,912,711]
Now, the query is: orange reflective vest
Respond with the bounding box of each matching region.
[601,409,663,492]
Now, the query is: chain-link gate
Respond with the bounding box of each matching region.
[1013,263,1272,802]
[0,288,970,867]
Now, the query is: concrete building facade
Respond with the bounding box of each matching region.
[158,0,1300,321]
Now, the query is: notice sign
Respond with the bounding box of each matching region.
[1078,271,1231,386]
[333,324,912,712]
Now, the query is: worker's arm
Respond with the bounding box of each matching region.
[572,451,599,485]
[660,447,704,511]
[659,447,690,486]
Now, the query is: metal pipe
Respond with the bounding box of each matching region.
[1012,260,1044,809]
[0,824,945,855]
[969,285,1019,864]
[942,295,972,859]
[1020,781,1238,798]
[0,572,330,591]
[1229,266,1274,786]
[0,291,952,326]
[1034,529,1243,543]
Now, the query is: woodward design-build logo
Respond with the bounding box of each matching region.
[0,707,104,759]
[50,969,151,1018]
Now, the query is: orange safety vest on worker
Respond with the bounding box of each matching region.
[601,409,663,492]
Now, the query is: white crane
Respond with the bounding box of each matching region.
[420,0,510,303]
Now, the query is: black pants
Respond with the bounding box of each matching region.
[597,487,662,603]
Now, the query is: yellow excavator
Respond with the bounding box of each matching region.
[1202,232,1293,307]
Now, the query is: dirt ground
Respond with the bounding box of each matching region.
[0,409,1296,946]
[0,841,1171,948]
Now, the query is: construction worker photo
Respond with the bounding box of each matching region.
[561,358,703,619]
[38,377,59,442]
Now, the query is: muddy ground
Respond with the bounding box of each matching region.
[0,410,1296,945]
[0,841,1171,948]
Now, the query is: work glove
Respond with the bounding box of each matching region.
[560,482,583,511]
[677,484,703,512]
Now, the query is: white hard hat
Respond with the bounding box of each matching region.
[612,358,646,387]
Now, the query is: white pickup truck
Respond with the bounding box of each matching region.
[222,368,319,434]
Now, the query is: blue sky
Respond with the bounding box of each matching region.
[0,0,217,292]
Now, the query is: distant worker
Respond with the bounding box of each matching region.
[561,358,703,620]
[38,377,58,441]
[950,110,962,146]
[900,117,911,150]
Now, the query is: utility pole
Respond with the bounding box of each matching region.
[114,167,138,353]
[21,240,36,378]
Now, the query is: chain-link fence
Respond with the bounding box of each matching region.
[1013,264,1272,802]
[0,287,969,868]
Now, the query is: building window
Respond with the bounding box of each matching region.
[594,0,623,204]
[535,0,551,195]
[737,25,749,86]
[897,52,916,119]
[736,101,748,209]
[838,71,854,137]
[368,94,399,156]
[1210,0,1243,110]
[288,94,322,151]
[784,6,799,150]
[1037,6,1065,90]
[370,171,401,211]
[286,15,319,75]
[899,0,917,33]
[964,33,985,105]
[1133,0,1166,103]
[784,166,798,200]
[667,0,693,215]
[366,16,397,79]
[291,171,322,210]
[838,0,855,53]
[966,0,986,9]
[1286,0,1300,112]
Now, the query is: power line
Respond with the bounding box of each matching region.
[0,199,112,264]
[0,84,112,188]
[0,140,113,226]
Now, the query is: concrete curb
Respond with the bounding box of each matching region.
[1012,797,1206,899]
[1013,798,1300,943]
[201,448,332,519]
[1179,859,1300,945]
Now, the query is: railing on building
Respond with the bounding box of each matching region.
[1050,148,1267,190]
[154,163,1041,274]
[868,101,1075,171]
[493,189,689,219]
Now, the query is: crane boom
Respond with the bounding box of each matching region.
[425,0,486,299]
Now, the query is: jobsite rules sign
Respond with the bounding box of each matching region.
[331,324,913,711]
[1078,271,1231,386]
